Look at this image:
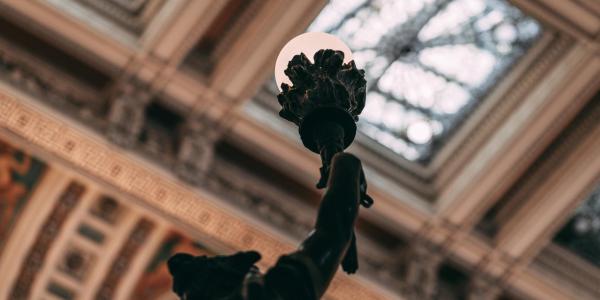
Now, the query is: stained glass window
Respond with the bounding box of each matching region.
[309,0,541,162]
[554,185,600,267]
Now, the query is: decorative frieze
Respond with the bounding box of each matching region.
[0,46,106,127]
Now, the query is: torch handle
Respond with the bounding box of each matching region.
[315,122,374,207]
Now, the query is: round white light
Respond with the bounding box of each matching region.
[406,121,433,144]
[274,32,353,91]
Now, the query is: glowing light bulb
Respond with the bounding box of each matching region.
[274,32,353,91]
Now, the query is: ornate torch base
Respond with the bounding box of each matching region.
[300,107,356,188]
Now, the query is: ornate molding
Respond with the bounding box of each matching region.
[9,181,85,299]
[0,43,107,128]
[0,48,225,186]
[95,218,155,300]
[0,49,224,185]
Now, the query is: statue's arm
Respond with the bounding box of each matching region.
[287,153,363,298]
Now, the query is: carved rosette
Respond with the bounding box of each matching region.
[276,49,366,152]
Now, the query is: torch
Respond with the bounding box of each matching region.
[275,32,373,274]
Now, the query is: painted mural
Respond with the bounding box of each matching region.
[0,139,46,254]
[130,230,214,299]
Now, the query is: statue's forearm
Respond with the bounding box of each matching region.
[314,158,361,239]
[295,153,362,296]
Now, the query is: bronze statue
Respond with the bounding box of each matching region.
[168,49,371,299]
[169,153,367,300]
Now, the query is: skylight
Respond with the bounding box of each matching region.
[309,0,541,162]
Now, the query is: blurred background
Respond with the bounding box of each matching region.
[0,0,598,299]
